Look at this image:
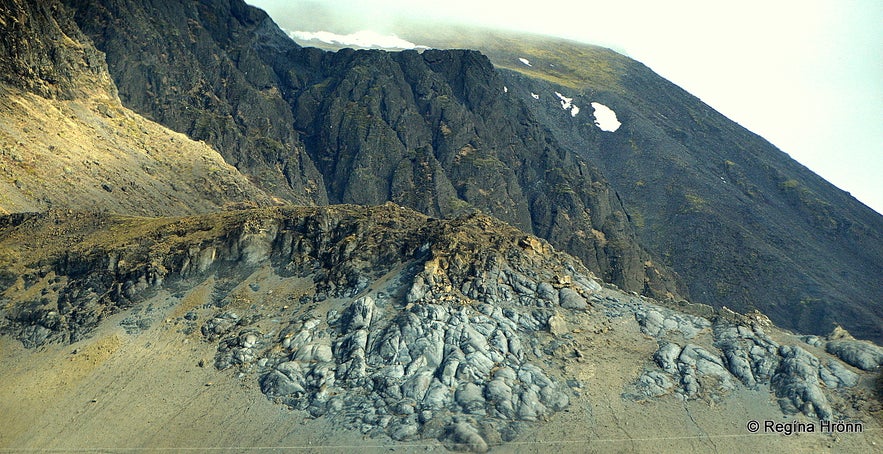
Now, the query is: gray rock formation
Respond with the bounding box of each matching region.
[626,306,867,422]
[826,340,883,371]
[2,206,879,452]
[205,226,587,450]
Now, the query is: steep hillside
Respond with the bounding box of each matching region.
[1,205,881,452]
[0,0,115,99]
[65,0,327,205]
[62,0,882,342]
[62,0,682,300]
[0,0,274,215]
[379,28,883,344]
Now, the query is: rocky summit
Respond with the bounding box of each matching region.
[1,205,881,451]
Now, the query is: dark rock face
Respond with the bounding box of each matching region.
[61,0,681,299]
[0,0,116,99]
[64,0,326,204]
[287,47,678,297]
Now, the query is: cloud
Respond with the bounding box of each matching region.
[287,30,426,49]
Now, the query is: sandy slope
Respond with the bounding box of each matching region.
[0,85,273,215]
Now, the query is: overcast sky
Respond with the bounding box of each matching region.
[248,0,882,214]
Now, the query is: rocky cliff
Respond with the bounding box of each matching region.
[285,47,680,297]
[62,0,682,299]
[63,0,883,344]
[0,0,275,215]
[0,0,115,99]
[65,0,326,205]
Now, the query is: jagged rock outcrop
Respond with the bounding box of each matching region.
[2,205,879,452]
[0,0,115,100]
[627,306,876,422]
[2,204,882,452]
[64,0,326,204]
[61,0,682,300]
[0,205,599,449]
[822,327,883,371]
[0,0,275,215]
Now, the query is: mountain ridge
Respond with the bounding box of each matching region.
[295,24,883,343]
[63,0,684,301]
[58,0,883,343]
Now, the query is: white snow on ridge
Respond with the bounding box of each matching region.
[570,105,580,117]
[531,93,540,100]
[591,102,621,132]
[288,30,427,50]
[519,57,532,67]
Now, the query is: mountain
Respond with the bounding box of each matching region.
[0,0,274,215]
[61,1,883,343]
[62,0,682,300]
[265,22,883,344]
[395,28,883,344]
[1,1,882,452]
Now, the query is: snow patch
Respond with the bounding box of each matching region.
[287,29,427,50]
[504,86,508,93]
[591,102,621,132]
[555,92,580,117]
[531,93,540,100]
[554,92,573,110]
[519,57,532,67]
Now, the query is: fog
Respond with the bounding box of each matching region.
[248,0,882,214]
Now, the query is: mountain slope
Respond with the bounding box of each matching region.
[2,3,882,453]
[65,0,327,205]
[0,0,274,215]
[62,0,682,300]
[52,1,882,341]
[380,28,883,344]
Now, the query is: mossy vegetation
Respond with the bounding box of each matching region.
[402,26,630,93]
[446,197,473,214]
[628,209,646,229]
[780,179,800,190]
[680,193,709,214]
